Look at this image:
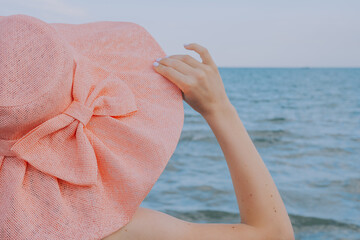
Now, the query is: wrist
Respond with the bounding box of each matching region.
[203,100,237,124]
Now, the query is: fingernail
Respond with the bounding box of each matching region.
[156,57,162,62]
[153,61,159,67]
[184,43,189,47]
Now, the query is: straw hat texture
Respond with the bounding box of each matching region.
[0,14,184,239]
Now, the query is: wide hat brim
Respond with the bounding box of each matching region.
[0,14,184,239]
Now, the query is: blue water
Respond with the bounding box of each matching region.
[140,68,360,240]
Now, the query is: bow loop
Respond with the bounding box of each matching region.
[4,75,139,186]
[89,74,139,117]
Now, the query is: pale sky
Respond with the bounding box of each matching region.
[1,0,359,67]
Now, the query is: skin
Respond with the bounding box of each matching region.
[102,43,295,240]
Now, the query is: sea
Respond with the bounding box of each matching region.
[140,68,360,240]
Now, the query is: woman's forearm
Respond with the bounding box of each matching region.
[153,41,294,238]
[203,102,294,237]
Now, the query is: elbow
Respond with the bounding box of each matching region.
[260,224,295,240]
[275,227,295,240]
[261,230,295,240]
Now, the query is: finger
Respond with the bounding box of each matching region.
[166,54,204,70]
[184,43,216,67]
[157,57,198,76]
[153,61,188,91]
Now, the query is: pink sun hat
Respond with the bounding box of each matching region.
[0,14,184,239]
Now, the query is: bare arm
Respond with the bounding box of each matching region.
[203,100,294,237]
[103,43,294,240]
[156,43,293,236]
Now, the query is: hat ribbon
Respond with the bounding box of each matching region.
[0,75,138,186]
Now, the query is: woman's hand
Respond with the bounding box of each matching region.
[153,43,232,118]
[151,44,295,240]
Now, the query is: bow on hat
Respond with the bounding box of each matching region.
[0,59,138,186]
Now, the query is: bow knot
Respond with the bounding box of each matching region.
[64,101,93,126]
